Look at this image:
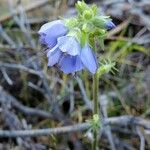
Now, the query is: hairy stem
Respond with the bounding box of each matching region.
[92,72,99,150]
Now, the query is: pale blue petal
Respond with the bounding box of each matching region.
[58,55,75,74]
[38,20,68,47]
[80,44,98,74]
[75,56,84,71]
[58,55,83,74]
[39,33,56,48]
[47,46,62,66]
[38,20,68,36]
[44,36,57,49]
[57,36,81,56]
[39,22,54,33]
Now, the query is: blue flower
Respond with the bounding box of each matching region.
[39,20,98,74]
[38,20,68,48]
[46,36,98,74]
[105,21,116,29]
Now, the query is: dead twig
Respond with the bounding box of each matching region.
[0,24,16,47]
[0,62,42,77]
[75,76,93,110]
[100,95,116,150]
[0,0,49,23]
[0,123,90,138]
[0,116,150,137]
[0,86,52,119]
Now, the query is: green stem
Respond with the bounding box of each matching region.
[92,72,99,150]
[93,73,98,114]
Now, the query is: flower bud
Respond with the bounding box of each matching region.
[105,21,116,29]
[83,10,93,20]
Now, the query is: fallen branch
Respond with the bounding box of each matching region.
[0,123,90,138]
[0,116,150,137]
[104,116,150,130]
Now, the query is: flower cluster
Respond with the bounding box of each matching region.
[38,1,115,74]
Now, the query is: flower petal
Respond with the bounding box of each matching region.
[38,20,67,35]
[44,36,57,49]
[58,55,83,74]
[57,36,81,56]
[75,56,84,71]
[80,44,98,74]
[47,46,62,66]
[39,33,56,48]
[38,20,68,47]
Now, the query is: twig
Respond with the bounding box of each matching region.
[0,116,150,137]
[0,62,42,77]
[8,0,35,48]
[0,24,16,47]
[0,123,90,138]
[1,68,13,85]
[1,109,45,149]
[104,116,150,130]
[75,76,93,110]
[0,86,52,119]
[28,82,45,94]
[100,95,116,150]
[107,18,131,37]
[136,127,145,150]
[0,0,49,23]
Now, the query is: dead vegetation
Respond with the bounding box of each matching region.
[0,0,150,149]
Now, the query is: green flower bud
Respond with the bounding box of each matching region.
[86,114,101,132]
[75,1,88,15]
[83,10,93,20]
[97,60,117,77]
[65,18,78,29]
[91,4,97,15]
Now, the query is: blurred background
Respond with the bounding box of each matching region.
[0,0,149,149]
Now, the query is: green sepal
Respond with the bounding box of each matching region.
[75,1,88,15]
[91,4,98,16]
[92,16,110,29]
[65,18,78,29]
[97,60,117,78]
[99,38,105,50]
[98,33,106,50]
[83,10,93,20]
[80,30,88,47]
[67,28,81,43]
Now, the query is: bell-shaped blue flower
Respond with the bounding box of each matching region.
[46,36,98,74]
[38,20,68,48]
